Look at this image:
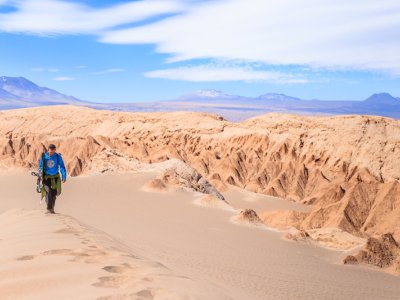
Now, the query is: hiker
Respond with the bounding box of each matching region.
[38,144,67,214]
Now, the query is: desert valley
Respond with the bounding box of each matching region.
[0,105,399,299]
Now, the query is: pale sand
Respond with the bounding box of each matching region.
[1,170,400,300]
[0,209,214,300]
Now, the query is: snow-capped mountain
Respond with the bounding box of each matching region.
[178,90,302,102]
[178,89,240,101]
[257,93,301,101]
[191,89,228,98]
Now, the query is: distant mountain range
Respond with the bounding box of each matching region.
[1,76,400,121]
[0,76,89,109]
[178,89,302,102]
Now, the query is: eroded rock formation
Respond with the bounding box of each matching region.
[344,233,400,274]
[0,106,399,242]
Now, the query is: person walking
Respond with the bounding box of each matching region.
[38,144,67,214]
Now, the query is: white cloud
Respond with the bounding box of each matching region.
[53,76,75,81]
[145,64,308,83]
[0,0,186,35]
[75,65,87,69]
[94,68,125,75]
[2,0,400,76]
[102,0,400,75]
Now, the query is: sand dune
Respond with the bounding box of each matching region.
[1,105,400,277]
[1,170,400,299]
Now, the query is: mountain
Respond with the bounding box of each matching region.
[184,89,230,98]
[1,76,45,98]
[177,90,301,103]
[0,87,18,99]
[257,93,301,101]
[364,93,400,106]
[177,89,242,101]
[0,76,88,108]
[166,90,400,120]
[1,76,399,121]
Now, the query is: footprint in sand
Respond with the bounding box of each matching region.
[42,249,74,255]
[136,289,154,299]
[102,264,131,274]
[122,253,140,260]
[96,290,154,300]
[92,276,129,288]
[55,228,76,234]
[142,277,154,282]
[71,250,108,263]
[16,255,35,261]
[93,264,134,288]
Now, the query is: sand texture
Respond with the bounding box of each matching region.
[1,170,400,299]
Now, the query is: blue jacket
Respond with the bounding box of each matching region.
[39,152,67,181]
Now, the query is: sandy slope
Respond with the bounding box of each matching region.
[0,209,216,300]
[0,105,399,243]
[1,170,400,300]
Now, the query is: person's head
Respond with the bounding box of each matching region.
[48,144,56,156]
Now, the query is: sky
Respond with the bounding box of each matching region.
[0,0,399,103]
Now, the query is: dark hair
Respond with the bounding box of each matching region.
[48,144,56,150]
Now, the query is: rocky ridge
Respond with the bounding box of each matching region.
[1,106,399,257]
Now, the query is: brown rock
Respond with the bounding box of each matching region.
[351,233,400,273]
[145,179,167,191]
[157,159,225,200]
[343,255,359,265]
[240,209,262,224]
[284,229,310,242]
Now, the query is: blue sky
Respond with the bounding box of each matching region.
[1,0,399,103]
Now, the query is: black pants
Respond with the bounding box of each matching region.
[43,177,58,210]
